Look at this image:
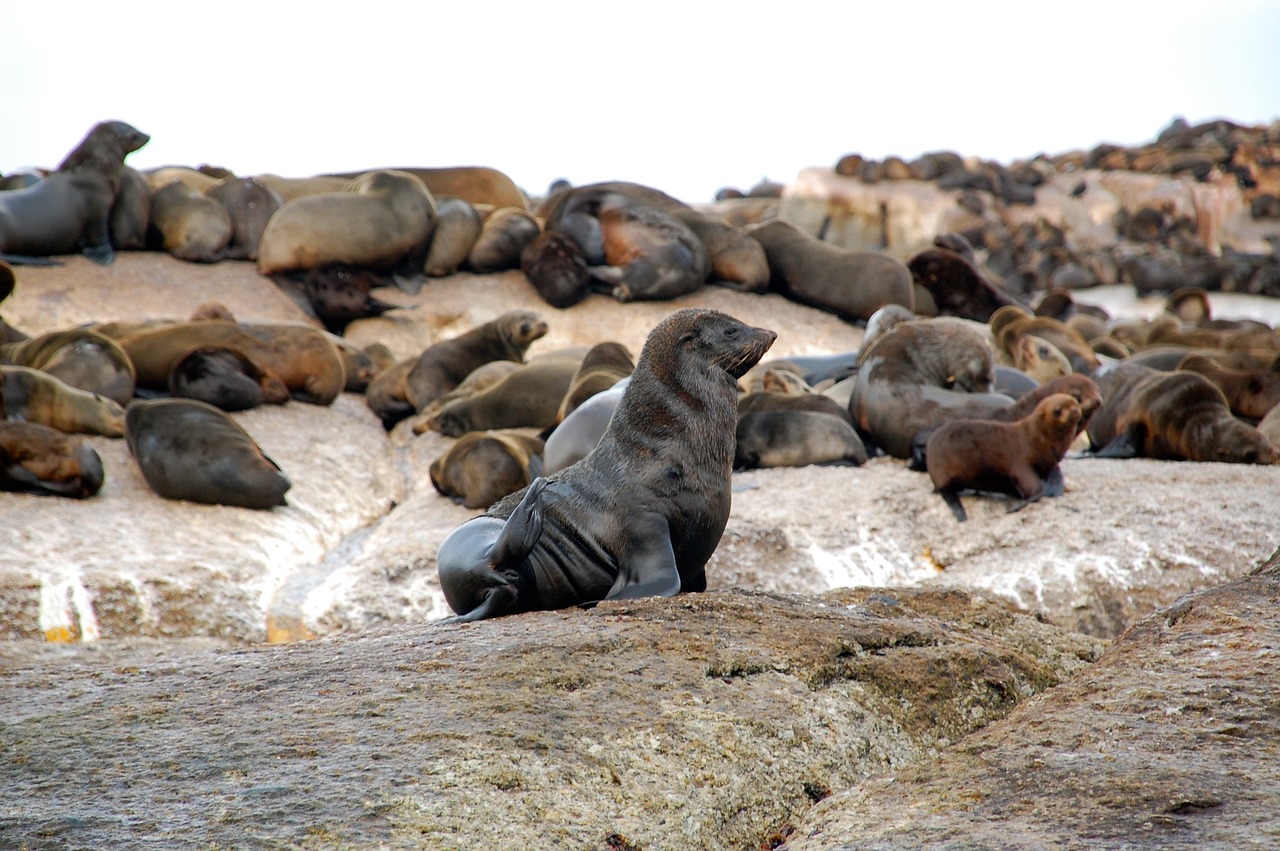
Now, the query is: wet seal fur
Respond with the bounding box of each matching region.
[0,120,150,265]
[125,398,291,509]
[927,392,1083,521]
[430,429,545,509]
[436,308,776,623]
[0,420,105,498]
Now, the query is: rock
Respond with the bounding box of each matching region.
[0,587,1100,850]
[781,548,1280,849]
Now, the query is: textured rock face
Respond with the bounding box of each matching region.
[2,254,1278,643]
[781,550,1280,850]
[0,587,1101,850]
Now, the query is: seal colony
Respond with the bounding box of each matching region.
[435,309,776,622]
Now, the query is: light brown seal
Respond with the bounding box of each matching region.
[423,196,483,277]
[326,165,528,211]
[0,120,150,265]
[256,169,436,276]
[1176,353,1280,421]
[429,429,545,509]
[734,410,867,469]
[205,177,282,262]
[0,327,136,405]
[146,179,233,263]
[125,398,291,509]
[435,308,776,622]
[403,311,548,413]
[467,207,541,273]
[926,392,1083,521]
[0,365,125,436]
[0,420,105,498]
[748,219,914,321]
[554,341,635,425]
[427,358,582,437]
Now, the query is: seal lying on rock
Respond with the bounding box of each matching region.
[436,308,776,623]
[0,421,104,498]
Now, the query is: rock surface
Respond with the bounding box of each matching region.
[2,253,1279,643]
[0,587,1101,850]
[781,548,1280,850]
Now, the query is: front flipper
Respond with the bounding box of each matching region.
[1090,425,1143,459]
[1042,465,1065,498]
[937,487,968,522]
[605,514,681,601]
[489,477,549,568]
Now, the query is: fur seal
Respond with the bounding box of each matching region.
[541,378,628,474]
[0,328,136,405]
[278,264,398,334]
[403,311,548,413]
[1176,353,1280,421]
[850,318,1009,458]
[435,308,776,622]
[257,169,436,276]
[423,196,483,277]
[410,360,522,434]
[118,322,346,405]
[554,342,635,424]
[0,365,125,436]
[927,392,1083,521]
[907,247,1019,323]
[125,398,291,508]
[670,208,770,293]
[206,177,282,262]
[146,179,233,263]
[0,420,104,498]
[467,207,541,273]
[520,231,591,308]
[734,410,866,469]
[1087,363,1279,464]
[108,166,151,251]
[168,345,290,411]
[587,193,710,302]
[747,219,914,321]
[427,358,582,437]
[326,165,528,211]
[430,429,545,509]
[0,120,150,265]
[1012,334,1072,384]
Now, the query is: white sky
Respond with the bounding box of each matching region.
[2,1,1277,204]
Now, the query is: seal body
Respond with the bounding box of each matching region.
[206,177,282,262]
[587,193,710,302]
[927,393,1083,521]
[429,429,545,509]
[520,231,590,308]
[734,410,867,469]
[467,207,541,273]
[0,328,136,406]
[0,120,150,264]
[168,345,289,411]
[436,308,776,622]
[147,179,233,263]
[0,421,104,498]
[0,365,125,436]
[427,358,581,437]
[423,197,483,276]
[108,166,151,251]
[125,398,291,508]
[403,311,548,413]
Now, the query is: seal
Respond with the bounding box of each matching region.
[0,365,126,436]
[0,420,105,498]
[403,310,548,413]
[850,318,1011,458]
[554,341,634,424]
[907,246,1018,322]
[1087,363,1279,464]
[118,321,347,405]
[1176,353,1280,421]
[125,398,292,509]
[926,392,1083,521]
[280,264,398,334]
[0,327,136,405]
[670,208,770,293]
[329,336,393,394]
[410,360,523,434]
[426,358,582,437]
[747,219,914,321]
[423,196,483,277]
[429,429,545,509]
[146,179,233,263]
[734,410,867,469]
[168,345,290,411]
[588,193,710,302]
[326,165,528,211]
[1011,334,1072,384]
[467,207,542,273]
[540,378,629,474]
[108,166,151,252]
[256,169,436,276]
[0,120,150,265]
[519,230,591,309]
[435,308,776,622]
[206,176,282,262]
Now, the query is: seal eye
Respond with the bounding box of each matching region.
[724,326,739,339]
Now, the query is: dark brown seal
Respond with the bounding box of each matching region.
[734,410,867,469]
[206,176,282,262]
[519,231,591,309]
[168,345,290,411]
[429,429,545,509]
[0,420,104,498]
[1087,363,1279,464]
[927,393,1083,521]
[125,398,291,509]
[0,365,126,436]
[403,311,548,413]
[850,318,1010,458]
[588,193,710,302]
[671,208,770,293]
[1176,353,1280,421]
[435,308,776,622]
[0,120,150,264]
[906,246,1019,323]
[748,219,914,321]
[108,166,151,252]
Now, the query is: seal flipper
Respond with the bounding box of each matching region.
[1091,424,1143,459]
[938,486,968,522]
[1041,465,1065,498]
[605,514,681,601]
[488,477,549,568]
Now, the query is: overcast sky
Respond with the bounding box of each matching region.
[3,1,1277,203]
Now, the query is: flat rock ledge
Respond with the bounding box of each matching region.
[781,549,1280,850]
[0,587,1100,850]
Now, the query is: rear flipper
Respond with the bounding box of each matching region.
[938,487,968,522]
[1089,425,1143,459]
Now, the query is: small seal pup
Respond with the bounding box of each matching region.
[436,309,776,622]
[0,421,105,498]
[125,398,291,509]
